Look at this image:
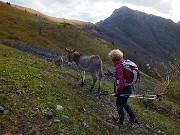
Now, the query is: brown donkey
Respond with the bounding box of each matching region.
[55,56,64,69]
[65,48,103,93]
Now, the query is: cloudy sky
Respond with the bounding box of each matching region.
[2,0,180,23]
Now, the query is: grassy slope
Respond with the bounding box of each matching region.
[0,43,114,134]
[0,43,179,135]
[0,1,111,62]
[11,3,94,27]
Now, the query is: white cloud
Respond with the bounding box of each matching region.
[118,0,172,13]
[169,0,180,22]
[2,0,180,23]
[124,4,172,20]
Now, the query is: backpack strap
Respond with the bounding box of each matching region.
[116,61,126,79]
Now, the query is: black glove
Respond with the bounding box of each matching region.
[104,70,113,77]
[114,92,120,97]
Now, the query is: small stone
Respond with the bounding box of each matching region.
[12,88,21,94]
[82,107,86,113]
[56,105,63,111]
[60,115,69,121]
[39,85,44,90]
[0,105,4,114]
[54,119,60,123]
[42,109,53,119]
[157,130,162,134]
[80,120,89,128]
[4,110,9,114]
[16,90,21,94]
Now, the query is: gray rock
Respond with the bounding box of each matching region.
[3,110,9,114]
[54,119,60,123]
[80,119,89,128]
[157,130,164,135]
[12,89,21,94]
[60,115,69,121]
[0,105,4,113]
[39,85,44,90]
[16,90,21,94]
[56,105,63,111]
[106,121,119,134]
[42,109,53,119]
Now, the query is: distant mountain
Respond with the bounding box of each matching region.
[177,21,180,25]
[94,6,180,61]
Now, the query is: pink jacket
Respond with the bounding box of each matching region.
[113,59,124,91]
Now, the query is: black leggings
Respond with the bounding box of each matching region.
[116,86,135,121]
[116,96,135,121]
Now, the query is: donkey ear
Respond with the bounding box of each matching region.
[65,48,69,52]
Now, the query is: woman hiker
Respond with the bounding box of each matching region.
[107,49,137,125]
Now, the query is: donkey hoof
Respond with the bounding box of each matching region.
[96,91,101,95]
[89,89,93,92]
[97,90,101,94]
[79,83,84,87]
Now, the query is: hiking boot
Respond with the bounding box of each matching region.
[117,119,123,125]
[128,117,138,123]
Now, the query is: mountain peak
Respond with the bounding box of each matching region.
[120,6,130,10]
[113,6,132,13]
[110,6,135,19]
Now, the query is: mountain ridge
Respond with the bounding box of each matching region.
[96,6,180,60]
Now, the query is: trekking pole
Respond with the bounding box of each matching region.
[114,93,158,100]
[99,91,159,100]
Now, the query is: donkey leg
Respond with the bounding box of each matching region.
[90,72,97,92]
[60,62,63,69]
[97,75,102,93]
[80,71,85,87]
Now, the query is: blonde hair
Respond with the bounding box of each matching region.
[108,49,123,61]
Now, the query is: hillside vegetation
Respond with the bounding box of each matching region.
[0,2,180,135]
[10,3,94,28]
[0,1,111,63]
[0,43,114,134]
[0,43,179,135]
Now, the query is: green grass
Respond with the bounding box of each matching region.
[1,44,180,135]
[0,44,112,134]
[130,99,180,135]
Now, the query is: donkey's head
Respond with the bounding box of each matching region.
[65,48,80,66]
